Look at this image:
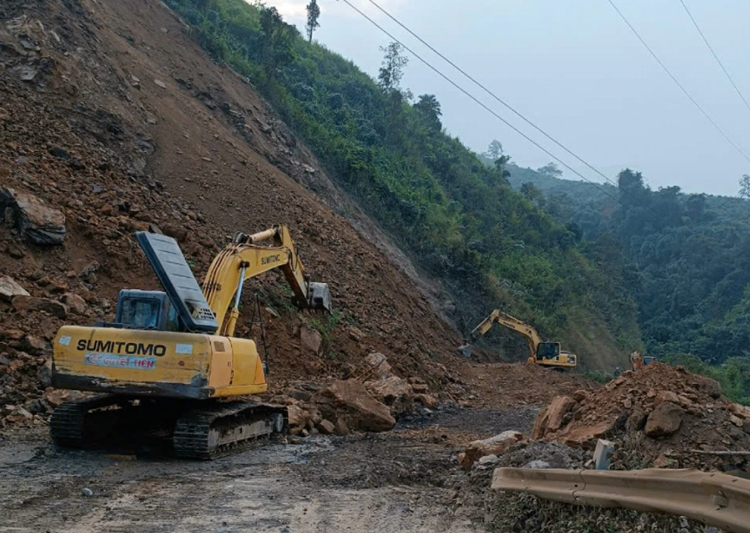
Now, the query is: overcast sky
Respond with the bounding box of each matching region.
[265,0,750,197]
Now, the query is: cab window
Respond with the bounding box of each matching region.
[120,298,161,329]
[165,303,180,332]
[537,342,560,359]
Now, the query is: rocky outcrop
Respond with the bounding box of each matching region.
[11,296,68,319]
[460,430,523,469]
[0,276,29,301]
[365,376,413,416]
[532,395,576,439]
[364,352,392,379]
[0,188,66,245]
[312,379,395,432]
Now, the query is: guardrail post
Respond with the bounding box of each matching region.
[594,439,615,470]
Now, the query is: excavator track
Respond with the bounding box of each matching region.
[173,402,288,460]
[50,395,123,449]
[51,396,287,459]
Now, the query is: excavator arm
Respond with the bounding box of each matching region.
[202,225,331,336]
[465,310,542,358]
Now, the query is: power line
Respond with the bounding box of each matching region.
[607,0,750,165]
[678,0,750,118]
[366,0,622,190]
[338,0,623,207]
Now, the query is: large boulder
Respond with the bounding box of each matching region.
[0,276,29,301]
[364,352,392,378]
[460,430,523,469]
[645,402,684,438]
[531,395,576,439]
[561,419,617,450]
[312,379,395,432]
[61,293,88,315]
[653,390,680,407]
[727,403,750,420]
[11,296,68,319]
[300,325,323,355]
[365,376,414,416]
[0,188,66,245]
[287,404,311,429]
[694,375,722,399]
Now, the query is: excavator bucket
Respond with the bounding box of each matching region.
[457,343,473,358]
[308,282,332,312]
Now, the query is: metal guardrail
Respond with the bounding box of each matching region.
[492,467,750,533]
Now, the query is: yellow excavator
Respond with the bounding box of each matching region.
[50,225,331,459]
[458,310,577,369]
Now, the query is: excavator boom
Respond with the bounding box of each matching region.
[202,225,331,336]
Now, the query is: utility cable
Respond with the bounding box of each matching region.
[339,0,622,206]
[366,0,622,190]
[678,0,750,118]
[607,0,750,164]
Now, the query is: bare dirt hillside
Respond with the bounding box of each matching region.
[0,0,471,415]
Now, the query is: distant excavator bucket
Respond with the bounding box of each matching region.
[457,343,473,358]
[308,282,332,312]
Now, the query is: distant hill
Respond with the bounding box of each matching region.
[500,160,750,381]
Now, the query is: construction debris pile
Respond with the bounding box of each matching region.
[532,363,750,471]
[271,353,439,437]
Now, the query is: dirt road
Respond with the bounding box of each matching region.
[0,405,537,533]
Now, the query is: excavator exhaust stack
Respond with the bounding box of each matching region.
[308,282,333,313]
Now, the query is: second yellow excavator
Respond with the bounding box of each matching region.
[49,225,331,459]
[458,310,577,369]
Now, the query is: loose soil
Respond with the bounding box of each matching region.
[0,402,536,533]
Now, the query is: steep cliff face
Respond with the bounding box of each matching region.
[0,0,470,420]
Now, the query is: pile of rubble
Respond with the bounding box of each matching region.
[531,363,750,471]
[271,353,438,438]
[0,271,91,428]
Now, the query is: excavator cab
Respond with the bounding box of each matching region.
[534,342,577,369]
[536,342,561,360]
[113,290,180,332]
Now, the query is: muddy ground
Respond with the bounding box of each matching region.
[0,404,538,532]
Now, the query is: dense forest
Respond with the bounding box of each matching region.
[163,0,642,367]
[505,159,750,402]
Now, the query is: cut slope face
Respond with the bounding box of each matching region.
[0,0,463,415]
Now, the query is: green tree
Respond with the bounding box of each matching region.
[484,139,503,161]
[413,94,442,131]
[258,6,297,82]
[378,42,408,94]
[740,174,750,199]
[521,182,544,208]
[537,162,562,179]
[305,0,320,44]
[494,154,511,181]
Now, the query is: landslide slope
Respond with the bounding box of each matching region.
[0,0,464,410]
[160,0,642,371]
